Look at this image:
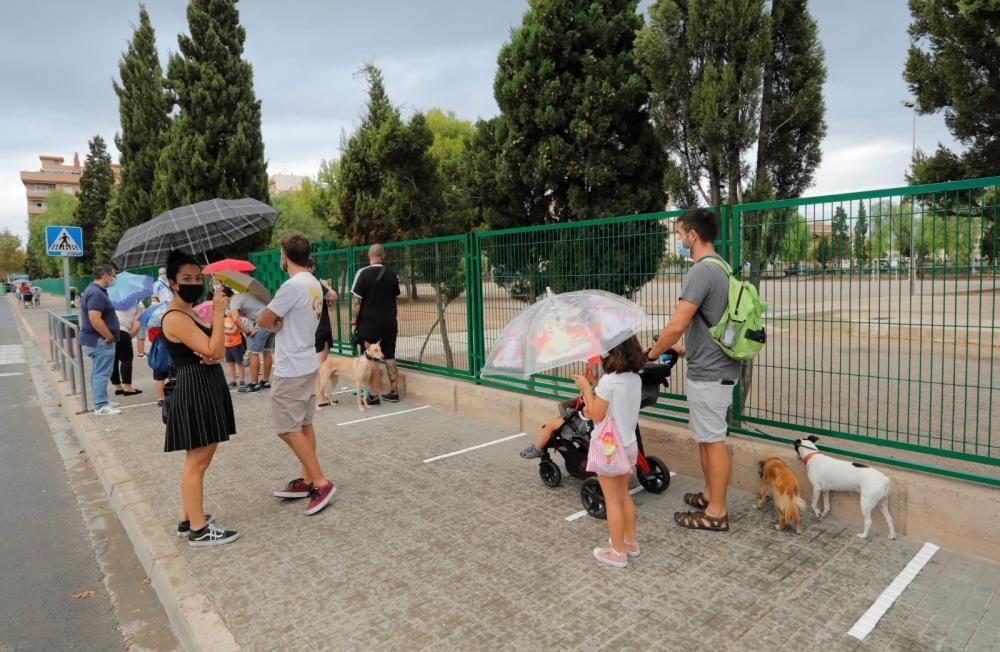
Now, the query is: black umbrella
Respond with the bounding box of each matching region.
[111,198,278,268]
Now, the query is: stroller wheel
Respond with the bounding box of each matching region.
[580,478,606,520]
[638,456,671,494]
[539,460,561,488]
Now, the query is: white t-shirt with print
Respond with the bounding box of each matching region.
[594,371,642,447]
[267,271,322,378]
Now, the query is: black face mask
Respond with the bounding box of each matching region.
[176,283,204,305]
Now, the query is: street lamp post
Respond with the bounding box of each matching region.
[903,100,917,296]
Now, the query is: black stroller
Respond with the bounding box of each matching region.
[534,353,678,519]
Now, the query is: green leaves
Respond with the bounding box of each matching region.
[904,0,1000,178]
[74,135,114,271]
[153,0,269,257]
[337,65,442,247]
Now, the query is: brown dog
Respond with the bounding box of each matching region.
[753,457,806,534]
[316,341,384,411]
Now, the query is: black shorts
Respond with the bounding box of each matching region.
[225,344,246,363]
[357,328,397,360]
[315,329,334,354]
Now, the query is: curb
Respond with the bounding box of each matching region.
[14,302,241,652]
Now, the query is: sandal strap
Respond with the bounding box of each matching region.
[675,510,729,531]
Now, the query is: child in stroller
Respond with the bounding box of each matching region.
[519,346,679,519]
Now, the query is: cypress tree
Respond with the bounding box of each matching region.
[96,5,171,263]
[154,0,269,252]
[492,0,664,223]
[337,64,442,246]
[853,203,868,268]
[75,135,115,269]
[482,0,666,302]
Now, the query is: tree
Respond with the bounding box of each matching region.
[905,0,999,265]
[154,0,270,254]
[904,0,1000,179]
[638,0,770,207]
[0,230,26,276]
[482,0,666,302]
[269,181,335,248]
[26,192,78,279]
[337,64,442,246]
[830,206,850,266]
[75,135,115,270]
[778,213,810,264]
[425,108,480,236]
[853,202,868,266]
[96,5,170,264]
[494,0,664,222]
[812,234,832,270]
[753,0,827,199]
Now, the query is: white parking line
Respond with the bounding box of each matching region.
[847,542,940,640]
[563,472,677,522]
[0,372,24,377]
[423,433,528,464]
[336,405,431,426]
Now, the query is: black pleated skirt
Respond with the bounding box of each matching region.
[164,363,236,452]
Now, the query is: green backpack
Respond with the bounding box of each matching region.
[697,257,768,361]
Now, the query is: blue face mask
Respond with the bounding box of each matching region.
[676,239,691,260]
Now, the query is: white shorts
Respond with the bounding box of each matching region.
[687,380,735,443]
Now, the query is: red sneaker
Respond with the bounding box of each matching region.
[272,478,313,499]
[304,481,336,515]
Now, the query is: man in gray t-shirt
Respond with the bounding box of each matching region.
[647,207,737,533]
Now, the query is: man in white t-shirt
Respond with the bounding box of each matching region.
[256,233,336,516]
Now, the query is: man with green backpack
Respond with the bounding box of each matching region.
[647,207,767,533]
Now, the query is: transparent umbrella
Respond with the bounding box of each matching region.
[481,288,652,379]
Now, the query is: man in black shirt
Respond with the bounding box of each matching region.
[350,244,400,405]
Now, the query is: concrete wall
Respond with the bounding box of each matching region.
[401,369,1000,562]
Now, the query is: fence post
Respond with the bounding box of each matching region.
[730,206,744,424]
[464,233,485,378]
[77,331,88,411]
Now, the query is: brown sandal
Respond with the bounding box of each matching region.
[683,492,709,510]
[674,510,730,532]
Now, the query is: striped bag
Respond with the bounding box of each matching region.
[586,414,633,477]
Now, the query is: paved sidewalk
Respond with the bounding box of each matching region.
[19,296,1000,651]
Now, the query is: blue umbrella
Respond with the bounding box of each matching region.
[109,271,154,310]
[139,302,168,329]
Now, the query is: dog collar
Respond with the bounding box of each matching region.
[802,451,819,465]
[364,352,379,361]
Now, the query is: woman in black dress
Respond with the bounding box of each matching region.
[161,250,239,547]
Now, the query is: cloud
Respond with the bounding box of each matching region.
[809,139,914,198]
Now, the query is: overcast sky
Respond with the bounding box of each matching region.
[0,0,956,245]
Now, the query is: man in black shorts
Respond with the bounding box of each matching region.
[350,244,400,406]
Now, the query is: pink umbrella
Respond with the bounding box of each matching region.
[194,301,214,323]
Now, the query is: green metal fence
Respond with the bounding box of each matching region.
[733,177,999,471]
[28,177,998,483]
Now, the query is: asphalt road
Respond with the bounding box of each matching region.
[0,298,176,651]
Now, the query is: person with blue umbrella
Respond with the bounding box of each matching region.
[108,271,155,398]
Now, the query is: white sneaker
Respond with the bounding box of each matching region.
[95,406,121,416]
[107,401,122,408]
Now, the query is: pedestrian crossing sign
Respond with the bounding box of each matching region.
[46,225,84,257]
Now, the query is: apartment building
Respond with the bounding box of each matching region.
[19,153,120,219]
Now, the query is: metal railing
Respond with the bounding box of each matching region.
[47,310,88,412]
[97,177,991,485]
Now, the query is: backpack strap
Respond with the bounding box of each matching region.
[692,256,733,328]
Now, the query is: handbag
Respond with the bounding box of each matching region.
[586,413,633,476]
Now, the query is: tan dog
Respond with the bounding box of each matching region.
[753,457,807,534]
[317,341,384,411]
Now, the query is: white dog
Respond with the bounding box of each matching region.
[793,436,896,540]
